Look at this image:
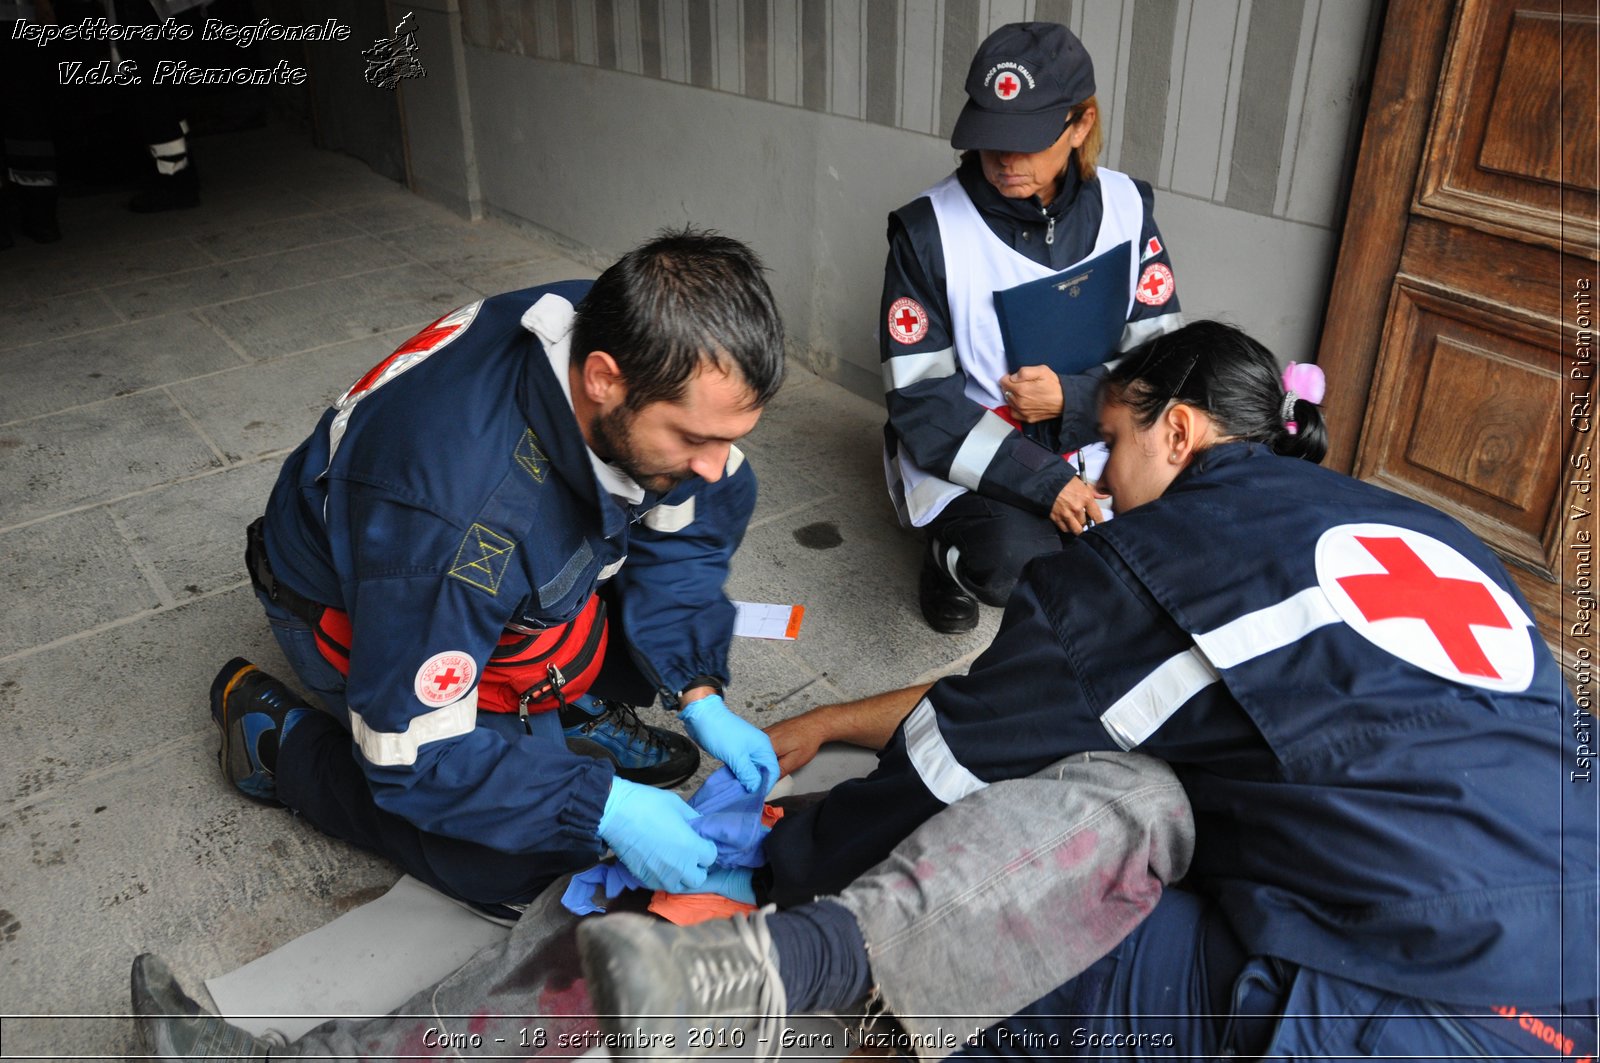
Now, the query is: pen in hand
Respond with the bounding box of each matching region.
[1074,451,1095,529]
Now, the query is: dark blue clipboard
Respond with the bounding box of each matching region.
[993,241,1130,377]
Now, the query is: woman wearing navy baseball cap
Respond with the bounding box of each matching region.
[878,22,1184,636]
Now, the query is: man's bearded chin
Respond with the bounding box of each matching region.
[592,406,688,494]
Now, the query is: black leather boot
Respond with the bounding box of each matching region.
[918,542,979,634]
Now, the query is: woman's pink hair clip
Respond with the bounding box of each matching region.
[1280,362,1326,436]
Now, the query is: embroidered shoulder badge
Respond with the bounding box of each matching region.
[449,523,515,596]
[516,429,548,483]
[888,297,930,345]
[1134,263,1175,306]
[415,650,475,707]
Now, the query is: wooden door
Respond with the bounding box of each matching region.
[1316,0,1598,671]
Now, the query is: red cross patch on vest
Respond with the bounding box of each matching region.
[888,297,930,345]
[1315,523,1535,691]
[1134,263,1174,306]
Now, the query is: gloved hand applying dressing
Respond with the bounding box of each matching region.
[596,778,717,893]
[679,693,780,793]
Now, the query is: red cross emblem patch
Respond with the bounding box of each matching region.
[888,297,930,345]
[339,301,482,408]
[994,71,1023,100]
[1134,263,1175,306]
[1316,523,1534,691]
[415,650,477,707]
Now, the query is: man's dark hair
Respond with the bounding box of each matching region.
[571,228,786,410]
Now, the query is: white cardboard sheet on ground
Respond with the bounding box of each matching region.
[205,874,509,1041]
[206,747,876,1051]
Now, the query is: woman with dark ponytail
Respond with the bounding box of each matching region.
[587,317,1593,1062]
[1080,322,1308,491]
[1103,319,1327,462]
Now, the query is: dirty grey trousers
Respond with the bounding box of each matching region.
[280,752,1194,1061]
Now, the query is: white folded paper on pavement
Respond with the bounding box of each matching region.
[732,600,805,640]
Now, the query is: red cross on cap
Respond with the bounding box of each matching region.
[1315,523,1534,692]
[995,72,1021,99]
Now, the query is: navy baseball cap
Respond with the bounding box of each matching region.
[951,22,1096,153]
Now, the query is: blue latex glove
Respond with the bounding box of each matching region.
[700,865,757,905]
[680,693,780,793]
[596,778,716,893]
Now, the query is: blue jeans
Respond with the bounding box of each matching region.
[255,590,348,716]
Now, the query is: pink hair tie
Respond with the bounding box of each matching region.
[1280,362,1326,436]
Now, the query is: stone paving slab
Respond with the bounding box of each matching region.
[167,328,415,463]
[0,233,215,299]
[109,461,284,603]
[726,634,846,723]
[0,287,124,353]
[740,363,902,533]
[729,496,1002,701]
[0,390,223,529]
[200,262,479,359]
[101,236,407,323]
[59,182,327,248]
[332,185,466,236]
[0,587,286,809]
[0,313,246,426]
[0,507,160,661]
[191,211,368,263]
[0,736,395,1059]
[736,372,842,530]
[377,220,569,281]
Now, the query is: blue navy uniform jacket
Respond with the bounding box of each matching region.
[259,281,757,860]
[880,154,1181,517]
[768,443,1596,1008]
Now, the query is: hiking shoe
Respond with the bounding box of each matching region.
[559,696,699,787]
[131,953,276,1059]
[918,541,979,634]
[578,908,785,1060]
[210,657,309,805]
